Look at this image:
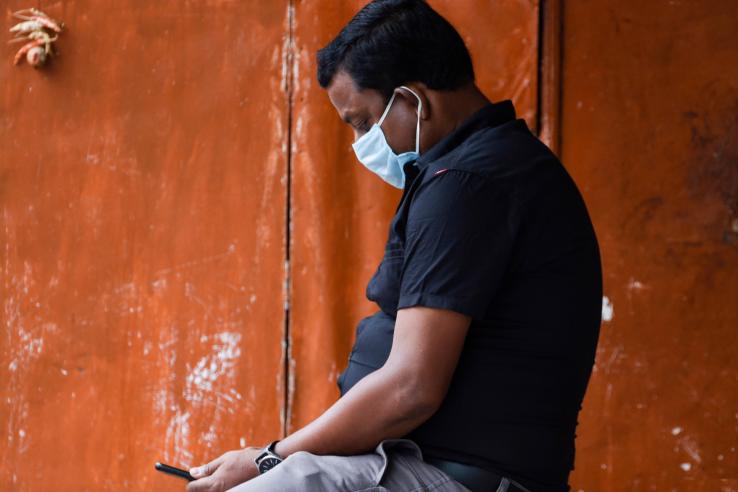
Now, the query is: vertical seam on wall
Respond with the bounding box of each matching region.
[535,0,545,137]
[282,0,295,439]
[537,0,563,155]
[556,0,564,156]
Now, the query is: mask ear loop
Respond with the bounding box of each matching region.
[377,92,398,127]
[399,85,422,153]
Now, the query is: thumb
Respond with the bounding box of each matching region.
[189,455,224,479]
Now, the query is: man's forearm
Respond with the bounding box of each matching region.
[273,366,436,458]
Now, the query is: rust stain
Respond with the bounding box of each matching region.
[684,101,738,249]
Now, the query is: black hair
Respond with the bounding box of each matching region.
[316,0,475,100]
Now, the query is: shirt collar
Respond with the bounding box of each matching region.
[413,99,517,170]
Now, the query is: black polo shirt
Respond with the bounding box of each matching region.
[336,100,602,491]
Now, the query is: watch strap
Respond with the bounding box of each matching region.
[267,439,283,458]
[254,439,284,474]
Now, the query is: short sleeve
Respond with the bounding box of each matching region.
[397,169,517,320]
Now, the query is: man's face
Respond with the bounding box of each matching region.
[326,70,420,155]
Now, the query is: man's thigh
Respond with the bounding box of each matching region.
[225,438,471,492]
[373,439,471,492]
[225,448,383,492]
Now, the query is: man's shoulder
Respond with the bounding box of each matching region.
[405,163,516,226]
[406,119,577,226]
[419,118,558,183]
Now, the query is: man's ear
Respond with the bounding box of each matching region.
[397,83,431,121]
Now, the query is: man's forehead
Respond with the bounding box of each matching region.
[327,71,380,120]
[328,73,361,111]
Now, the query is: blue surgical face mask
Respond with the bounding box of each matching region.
[351,85,422,189]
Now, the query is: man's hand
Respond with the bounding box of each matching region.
[186,447,262,492]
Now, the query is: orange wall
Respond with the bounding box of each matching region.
[1,1,736,491]
[562,1,738,490]
[1,2,290,490]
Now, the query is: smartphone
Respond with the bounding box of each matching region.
[155,462,196,481]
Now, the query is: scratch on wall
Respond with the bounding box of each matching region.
[153,244,236,278]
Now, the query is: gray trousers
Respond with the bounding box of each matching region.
[226,438,473,491]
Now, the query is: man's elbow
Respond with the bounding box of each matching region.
[391,371,445,421]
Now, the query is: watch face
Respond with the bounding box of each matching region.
[259,457,281,473]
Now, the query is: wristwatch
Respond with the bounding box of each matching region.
[254,439,284,474]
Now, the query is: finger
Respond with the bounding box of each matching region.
[186,475,216,492]
[190,454,227,479]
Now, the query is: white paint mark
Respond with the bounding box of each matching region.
[113,282,136,295]
[601,347,627,373]
[240,437,247,448]
[151,278,167,292]
[185,332,242,403]
[8,360,18,372]
[672,426,683,436]
[680,462,691,472]
[60,368,68,376]
[42,322,58,333]
[202,424,218,448]
[165,408,192,466]
[678,435,702,463]
[602,296,614,322]
[627,278,648,290]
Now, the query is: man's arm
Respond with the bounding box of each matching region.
[186,305,470,491]
[274,305,471,457]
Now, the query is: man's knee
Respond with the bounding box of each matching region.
[225,452,318,492]
[281,450,316,472]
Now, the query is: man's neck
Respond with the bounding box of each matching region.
[447,84,492,131]
[425,84,491,153]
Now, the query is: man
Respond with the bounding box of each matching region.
[186,1,602,491]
